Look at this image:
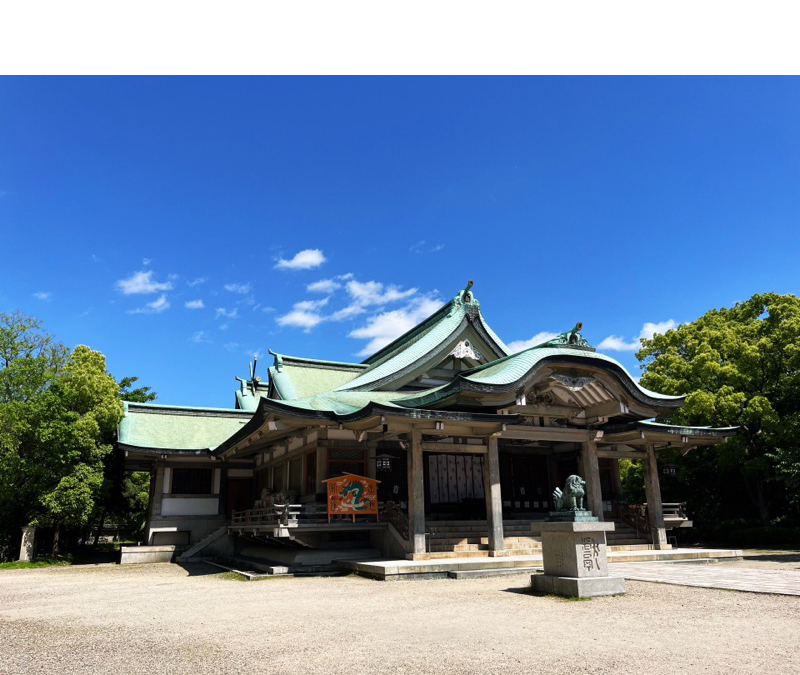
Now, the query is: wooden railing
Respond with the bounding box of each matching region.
[231,504,303,528]
[231,503,390,529]
[611,501,650,538]
[611,501,689,536]
[662,502,688,519]
[383,501,409,539]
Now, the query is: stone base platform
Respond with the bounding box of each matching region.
[336,547,743,581]
[531,573,626,597]
[120,545,185,564]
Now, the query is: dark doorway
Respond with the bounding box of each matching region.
[499,452,551,515]
[226,478,253,518]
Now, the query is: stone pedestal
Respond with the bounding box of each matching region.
[531,521,625,598]
[19,526,36,562]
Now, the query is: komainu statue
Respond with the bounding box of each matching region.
[552,475,586,511]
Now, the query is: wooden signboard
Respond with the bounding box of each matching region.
[323,473,380,521]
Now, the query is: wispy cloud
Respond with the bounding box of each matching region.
[185,299,204,309]
[349,296,442,356]
[190,330,211,343]
[275,248,326,270]
[142,258,152,266]
[33,291,52,301]
[277,277,421,332]
[410,240,445,254]
[224,282,252,294]
[129,294,170,314]
[346,280,417,306]
[307,278,341,293]
[116,270,173,295]
[276,298,329,331]
[507,331,559,353]
[215,307,239,319]
[598,319,678,352]
[188,277,207,287]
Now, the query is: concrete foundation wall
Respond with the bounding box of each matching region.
[120,545,180,564]
[147,515,225,546]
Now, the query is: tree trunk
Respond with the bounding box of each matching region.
[93,509,106,546]
[51,525,60,556]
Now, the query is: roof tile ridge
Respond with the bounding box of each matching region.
[279,353,367,369]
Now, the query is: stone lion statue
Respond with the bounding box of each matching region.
[552,475,586,511]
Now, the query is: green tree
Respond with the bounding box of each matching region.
[89,375,157,543]
[637,292,800,524]
[0,313,123,558]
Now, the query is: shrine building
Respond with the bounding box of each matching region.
[119,284,736,568]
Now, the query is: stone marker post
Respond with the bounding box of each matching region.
[19,526,36,562]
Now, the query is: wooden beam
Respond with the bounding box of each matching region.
[420,442,487,454]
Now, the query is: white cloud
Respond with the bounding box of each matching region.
[188,277,207,287]
[190,330,210,343]
[276,298,330,331]
[215,307,239,319]
[346,280,417,306]
[275,248,326,270]
[506,331,559,353]
[294,297,330,312]
[307,278,341,293]
[598,319,678,352]
[640,320,677,340]
[116,270,173,295]
[129,294,170,314]
[277,309,324,330]
[185,299,204,309]
[142,258,152,266]
[349,297,442,356]
[33,291,51,301]
[597,335,638,351]
[224,282,252,294]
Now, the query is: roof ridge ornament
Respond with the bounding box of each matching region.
[450,339,483,361]
[540,322,596,351]
[448,279,479,317]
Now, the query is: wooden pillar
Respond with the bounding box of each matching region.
[643,444,669,549]
[610,458,623,499]
[581,440,604,520]
[407,428,426,555]
[315,446,327,494]
[483,436,505,555]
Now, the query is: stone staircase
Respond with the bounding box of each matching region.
[424,520,543,559]
[605,520,655,551]
[419,519,658,559]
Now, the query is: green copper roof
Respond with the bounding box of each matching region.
[462,345,683,400]
[119,402,251,450]
[258,388,447,416]
[335,288,509,392]
[266,353,366,401]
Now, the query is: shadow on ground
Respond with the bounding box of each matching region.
[175,562,223,576]
[742,552,800,564]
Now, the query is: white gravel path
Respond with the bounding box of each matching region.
[0,561,798,674]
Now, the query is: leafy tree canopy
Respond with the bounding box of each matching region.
[0,313,125,556]
[637,292,800,521]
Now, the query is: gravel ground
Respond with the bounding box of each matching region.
[1,559,798,675]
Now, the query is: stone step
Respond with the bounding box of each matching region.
[607,538,651,546]
[448,566,541,580]
[428,535,541,545]
[608,544,654,551]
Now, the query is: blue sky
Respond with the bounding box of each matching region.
[2,77,799,408]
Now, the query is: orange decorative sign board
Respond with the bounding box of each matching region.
[323,473,380,518]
